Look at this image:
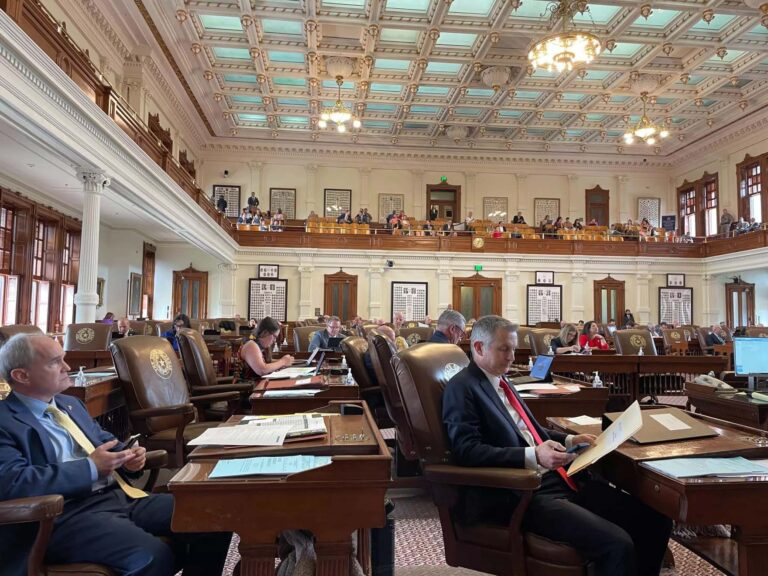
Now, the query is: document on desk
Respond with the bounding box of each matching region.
[243,414,327,438]
[188,425,291,446]
[263,367,318,380]
[567,401,642,477]
[641,457,768,478]
[262,389,323,398]
[514,383,558,392]
[568,415,602,426]
[209,455,333,479]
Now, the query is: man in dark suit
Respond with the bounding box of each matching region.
[443,316,671,576]
[428,309,466,344]
[705,325,726,346]
[0,334,231,576]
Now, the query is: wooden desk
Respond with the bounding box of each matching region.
[169,402,392,576]
[59,373,129,437]
[524,383,609,423]
[64,350,113,369]
[548,412,768,576]
[249,375,359,414]
[686,383,768,431]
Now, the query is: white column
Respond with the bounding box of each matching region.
[701,273,716,327]
[359,167,371,210]
[305,165,318,216]
[615,175,629,222]
[74,171,109,322]
[411,169,423,219]
[298,265,315,320]
[516,174,527,215]
[504,269,521,323]
[218,263,238,317]
[368,266,384,320]
[437,265,452,313]
[719,157,735,214]
[570,271,586,323]
[568,174,580,220]
[248,161,262,207]
[636,272,652,325]
[465,171,476,219]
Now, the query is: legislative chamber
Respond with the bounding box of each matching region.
[1,1,768,575]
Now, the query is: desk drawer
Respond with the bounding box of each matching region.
[635,475,684,520]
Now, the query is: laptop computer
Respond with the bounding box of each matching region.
[292,347,322,366]
[508,355,555,385]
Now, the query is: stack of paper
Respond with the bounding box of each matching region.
[642,457,768,478]
[188,426,291,447]
[209,455,333,479]
[262,389,323,398]
[243,414,327,439]
[263,367,318,380]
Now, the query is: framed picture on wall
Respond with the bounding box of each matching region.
[659,287,693,326]
[269,188,296,220]
[248,279,288,322]
[212,184,241,218]
[535,271,555,285]
[258,264,280,279]
[667,273,685,287]
[127,273,143,317]
[638,197,661,227]
[526,285,563,325]
[391,282,428,322]
[534,198,560,226]
[324,189,351,219]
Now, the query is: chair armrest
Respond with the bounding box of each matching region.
[190,391,240,405]
[216,376,235,384]
[144,450,168,469]
[191,383,253,394]
[423,464,541,491]
[0,495,63,525]
[131,404,195,419]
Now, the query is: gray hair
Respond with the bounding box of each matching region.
[0,333,41,386]
[470,316,519,349]
[437,309,466,330]
[326,316,341,325]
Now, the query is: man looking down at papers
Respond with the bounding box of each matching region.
[443,316,672,576]
[240,316,294,377]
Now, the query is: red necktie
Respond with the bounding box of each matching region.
[499,378,578,491]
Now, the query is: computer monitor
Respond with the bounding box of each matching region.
[733,338,768,388]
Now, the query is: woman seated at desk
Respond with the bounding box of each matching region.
[579,320,610,350]
[239,317,294,378]
[550,323,581,354]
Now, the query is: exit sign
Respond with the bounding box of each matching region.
[474,264,483,272]
[440,175,448,183]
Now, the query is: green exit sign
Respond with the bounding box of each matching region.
[474,264,483,272]
[440,175,448,183]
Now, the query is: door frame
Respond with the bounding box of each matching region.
[426,181,462,222]
[172,266,208,319]
[725,282,755,328]
[585,185,610,226]
[452,273,502,319]
[323,270,358,321]
[593,275,625,325]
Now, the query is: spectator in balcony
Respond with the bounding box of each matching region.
[512,211,526,224]
[430,205,439,221]
[337,210,353,225]
[355,209,366,224]
[362,208,372,223]
[237,208,252,224]
[735,217,750,234]
[719,209,734,236]
[423,220,435,236]
[749,217,761,231]
[588,217,598,226]
[270,209,284,231]
[554,216,564,229]
[247,192,259,212]
[510,225,522,239]
[492,221,506,238]
[216,194,227,214]
[563,217,574,230]
[464,211,475,227]
[573,218,584,230]
[307,210,318,220]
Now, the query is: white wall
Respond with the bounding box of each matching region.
[96,226,152,319]
[154,244,223,320]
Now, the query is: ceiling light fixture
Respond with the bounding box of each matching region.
[529,1,602,73]
[481,66,512,91]
[317,57,361,133]
[745,1,768,28]
[623,92,670,146]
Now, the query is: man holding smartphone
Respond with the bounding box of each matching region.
[0,334,231,576]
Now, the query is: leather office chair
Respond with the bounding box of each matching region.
[695,327,714,354]
[128,320,147,335]
[613,329,657,356]
[661,328,688,355]
[0,451,167,576]
[366,333,418,461]
[155,321,173,337]
[176,328,254,417]
[680,325,697,341]
[527,329,559,356]
[516,327,533,350]
[0,324,43,346]
[391,343,587,576]
[399,326,434,346]
[614,330,684,404]
[110,336,238,467]
[293,325,320,352]
[63,323,112,351]
[746,327,768,338]
[341,336,393,429]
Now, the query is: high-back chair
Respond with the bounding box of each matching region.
[110,336,237,466]
[366,333,417,460]
[63,323,113,351]
[391,343,588,576]
[746,327,768,338]
[661,328,688,356]
[292,325,320,352]
[0,324,43,346]
[399,326,435,347]
[695,327,715,354]
[154,321,173,336]
[613,329,658,355]
[129,320,147,335]
[527,329,559,356]
[341,335,393,428]
[176,328,254,415]
[614,330,684,404]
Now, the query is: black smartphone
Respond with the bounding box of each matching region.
[566,442,590,454]
[124,434,141,449]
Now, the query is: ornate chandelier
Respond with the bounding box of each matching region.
[318,56,361,133]
[528,1,601,73]
[623,92,670,146]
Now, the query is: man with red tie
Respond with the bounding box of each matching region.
[442,316,671,576]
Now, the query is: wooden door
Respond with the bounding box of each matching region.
[593,276,625,324]
[426,182,461,222]
[324,270,357,321]
[142,242,156,319]
[452,274,502,320]
[172,266,207,319]
[585,185,610,227]
[726,282,755,328]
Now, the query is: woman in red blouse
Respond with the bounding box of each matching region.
[579,320,610,350]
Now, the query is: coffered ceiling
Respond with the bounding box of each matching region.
[136,0,768,156]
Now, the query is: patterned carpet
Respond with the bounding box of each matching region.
[215,490,726,576]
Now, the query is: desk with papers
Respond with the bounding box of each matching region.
[548,411,768,576]
[250,374,359,414]
[686,382,768,431]
[514,380,610,423]
[169,401,392,576]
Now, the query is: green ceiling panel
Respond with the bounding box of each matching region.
[466,88,495,98]
[417,86,451,95]
[261,19,303,35]
[425,61,462,74]
[631,9,680,29]
[385,0,430,13]
[380,28,420,43]
[691,14,735,31]
[603,42,644,58]
[561,93,585,102]
[199,14,243,32]
[455,107,481,116]
[279,115,308,124]
[410,105,439,114]
[277,98,308,107]
[224,74,258,84]
[498,110,523,118]
[366,103,397,112]
[543,112,563,119]
[374,58,411,70]
[404,122,429,129]
[586,114,605,122]
[267,51,305,64]
[448,0,496,17]
[363,120,392,129]
[238,113,267,122]
[509,0,553,19]
[273,77,306,87]
[231,95,263,104]
[514,90,541,100]
[573,4,620,25]
[370,83,403,92]
[213,47,251,60]
[322,0,366,8]
[435,32,478,48]
[322,80,355,90]
[706,49,745,64]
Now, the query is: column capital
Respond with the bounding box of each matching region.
[248,161,263,169]
[77,170,110,190]
[505,270,520,281]
[360,167,372,175]
[306,164,318,173]
[615,174,629,184]
[368,267,384,275]
[567,174,579,182]
[298,265,315,274]
[411,169,423,177]
[571,271,586,282]
[218,263,238,272]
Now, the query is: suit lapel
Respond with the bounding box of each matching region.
[5,393,58,462]
[470,364,518,430]
[55,395,102,447]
